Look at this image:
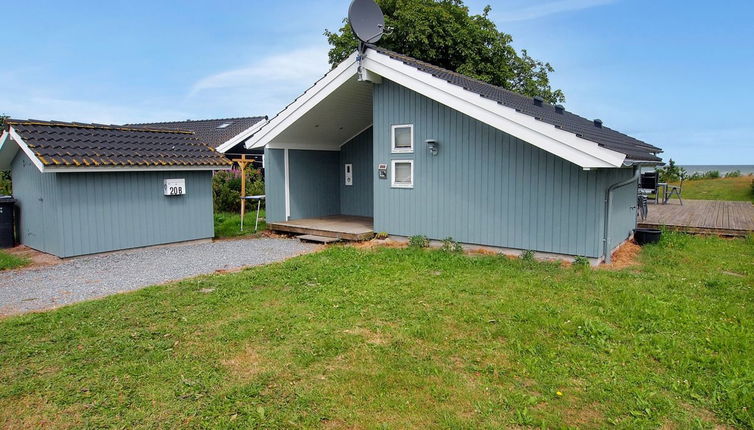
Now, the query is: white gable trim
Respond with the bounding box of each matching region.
[362,50,625,168]
[245,52,360,150]
[216,119,267,153]
[7,127,45,172]
[244,49,627,168]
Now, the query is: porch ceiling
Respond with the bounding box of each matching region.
[270,77,373,150]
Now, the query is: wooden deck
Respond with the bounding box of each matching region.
[638,200,754,237]
[268,215,374,241]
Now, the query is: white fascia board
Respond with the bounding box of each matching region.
[216,119,268,153]
[8,127,46,172]
[363,50,626,168]
[266,142,341,151]
[245,52,360,150]
[44,165,231,173]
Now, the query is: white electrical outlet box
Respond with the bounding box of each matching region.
[345,163,353,186]
[164,178,186,196]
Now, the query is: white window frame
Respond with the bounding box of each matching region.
[391,124,414,153]
[391,159,414,189]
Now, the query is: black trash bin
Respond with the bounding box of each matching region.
[0,196,16,248]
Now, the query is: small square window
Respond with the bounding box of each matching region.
[391,124,413,153]
[391,160,413,188]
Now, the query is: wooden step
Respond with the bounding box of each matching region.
[297,235,342,244]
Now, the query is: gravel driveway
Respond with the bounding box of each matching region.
[0,238,317,316]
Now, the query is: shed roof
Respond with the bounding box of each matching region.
[372,47,662,163]
[3,119,231,171]
[130,116,267,153]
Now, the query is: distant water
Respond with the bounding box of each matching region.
[679,165,754,175]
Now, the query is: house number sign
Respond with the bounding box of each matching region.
[164,178,186,196]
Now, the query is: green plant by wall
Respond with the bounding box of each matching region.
[408,235,429,248]
[375,232,389,240]
[520,250,535,261]
[440,237,463,253]
[573,256,590,268]
[212,168,264,213]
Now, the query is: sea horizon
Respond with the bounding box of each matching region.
[678,165,754,175]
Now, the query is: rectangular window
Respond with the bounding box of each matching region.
[391,160,413,188]
[391,124,414,153]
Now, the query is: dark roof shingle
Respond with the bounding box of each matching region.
[373,47,662,163]
[6,120,230,168]
[129,116,266,150]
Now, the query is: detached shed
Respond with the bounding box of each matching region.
[0,120,231,257]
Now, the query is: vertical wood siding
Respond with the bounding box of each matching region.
[373,79,636,258]
[288,150,340,219]
[264,148,286,223]
[11,152,62,255]
[339,127,374,217]
[12,150,215,257]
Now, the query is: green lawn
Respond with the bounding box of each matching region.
[1,233,753,428]
[214,210,267,239]
[676,176,754,202]
[0,250,29,270]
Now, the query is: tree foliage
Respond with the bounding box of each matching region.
[325,0,565,103]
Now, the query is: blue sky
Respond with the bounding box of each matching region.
[2,0,752,164]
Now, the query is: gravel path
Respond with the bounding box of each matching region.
[0,238,317,316]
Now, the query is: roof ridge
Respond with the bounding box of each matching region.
[6,119,196,135]
[127,116,267,126]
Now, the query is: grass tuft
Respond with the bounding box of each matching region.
[0,250,29,270]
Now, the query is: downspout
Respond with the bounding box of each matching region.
[603,166,640,263]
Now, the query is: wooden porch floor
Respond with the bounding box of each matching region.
[638,200,754,237]
[268,215,374,241]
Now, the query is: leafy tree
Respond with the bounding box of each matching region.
[325,0,565,103]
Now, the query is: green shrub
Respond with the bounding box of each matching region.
[573,256,590,267]
[375,232,389,240]
[520,250,535,261]
[724,169,742,178]
[657,159,686,183]
[408,235,429,248]
[440,237,463,253]
[0,171,11,196]
[212,168,264,213]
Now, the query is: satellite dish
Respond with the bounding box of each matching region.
[348,0,385,44]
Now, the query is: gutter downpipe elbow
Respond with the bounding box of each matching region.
[603,166,640,264]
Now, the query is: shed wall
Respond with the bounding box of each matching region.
[373,79,635,258]
[339,127,374,217]
[11,152,62,255]
[12,150,215,258]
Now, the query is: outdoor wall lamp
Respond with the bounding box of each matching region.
[426,139,439,156]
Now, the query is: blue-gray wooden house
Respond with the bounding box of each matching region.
[0,120,231,257]
[237,47,664,263]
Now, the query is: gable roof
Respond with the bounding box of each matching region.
[372,47,662,163]
[1,119,231,172]
[130,116,267,153]
[244,48,662,168]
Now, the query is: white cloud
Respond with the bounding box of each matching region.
[190,45,331,95]
[0,96,189,125]
[493,0,617,22]
[186,44,332,118]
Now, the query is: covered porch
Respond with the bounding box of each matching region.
[268,215,374,241]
